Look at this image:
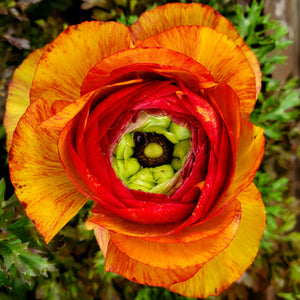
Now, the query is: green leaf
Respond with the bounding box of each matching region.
[0,239,55,284]
[0,179,5,202]
[0,270,11,288]
[7,216,34,243]
[290,262,300,283]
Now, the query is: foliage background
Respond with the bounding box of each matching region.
[0,0,300,299]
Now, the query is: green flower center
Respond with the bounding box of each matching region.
[144,143,163,158]
[113,116,191,194]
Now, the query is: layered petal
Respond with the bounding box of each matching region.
[5,4,265,298]
[169,184,266,297]
[210,119,265,214]
[30,21,132,106]
[86,194,240,243]
[139,26,256,118]
[81,47,215,95]
[4,47,45,150]
[130,3,261,96]
[108,200,241,269]
[104,239,200,287]
[9,99,89,243]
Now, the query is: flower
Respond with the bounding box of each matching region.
[4,3,265,298]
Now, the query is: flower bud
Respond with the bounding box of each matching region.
[152,164,175,184]
[115,133,134,159]
[143,116,171,129]
[171,158,182,171]
[128,168,155,192]
[169,122,191,140]
[173,140,191,160]
[124,158,140,177]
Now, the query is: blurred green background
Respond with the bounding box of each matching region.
[0,0,300,299]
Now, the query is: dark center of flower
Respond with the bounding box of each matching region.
[133,132,174,167]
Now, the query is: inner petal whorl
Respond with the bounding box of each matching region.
[112,115,192,194]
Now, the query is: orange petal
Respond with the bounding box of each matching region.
[86,196,240,243]
[130,3,261,97]
[104,239,200,287]
[139,25,256,118]
[9,99,88,243]
[4,47,45,150]
[30,21,132,105]
[108,200,241,269]
[211,119,264,214]
[40,91,96,131]
[94,226,111,258]
[81,47,215,95]
[232,120,265,196]
[169,183,266,298]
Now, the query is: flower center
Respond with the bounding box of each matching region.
[144,143,163,158]
[133,132,174,167]
[113,116,191,194]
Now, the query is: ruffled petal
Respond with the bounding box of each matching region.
[81,47,215,95]
[104,239,200,287]
[169,183,266,298]
[231,120,265,197]
[9,99,88,243]
[108,201,241,269]
[93,226,111,257]
[210,119,264,213]
[4,47,45,150]
[86,195,240,243]
[130,3,261,97]
[30,21,132,106]
[139,25,256,118]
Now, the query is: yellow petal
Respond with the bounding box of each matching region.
[169,183,266,298]
[139,25,256,118]
[130,3,261,97]
[4,47,45,150]
[30,21,132,105]
[9,99,88,243]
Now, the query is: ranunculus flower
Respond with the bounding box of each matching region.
[4,3,265,298]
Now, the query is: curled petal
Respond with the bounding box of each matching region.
[210,119,265,213]
[4,47,45,150]
[169,184,266,298]
[139,26,256,117]
[108,201,241,269]
[104,240,200,287]
[9,99,88,243]
[93,226,111,258]
[30,21,132,106]
[130,3,261,96]
[81,47,215,95]
[86,195,240,243]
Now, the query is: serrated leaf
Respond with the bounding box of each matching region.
[19,252,55,278]
[7,216,33,243]
[0,238,55,284]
